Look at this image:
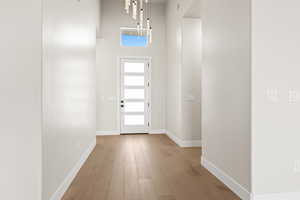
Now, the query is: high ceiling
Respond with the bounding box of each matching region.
[184,0,201,18]
[117,0,166,3]
[151,0,166,2]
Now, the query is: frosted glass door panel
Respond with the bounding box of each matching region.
[124,76,144,86]
[124,89,145,99]
[124,115,145,125]
[124,102,145,112]
[124,62,145,73]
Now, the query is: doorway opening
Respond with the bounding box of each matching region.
[119,57,151,134]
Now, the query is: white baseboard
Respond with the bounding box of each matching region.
[252,192,300,200]
[201,157,300,200]
[49,139,96,200]
[97,130,166,135]
[166,130,201,147]
[96,130,120,136]
[201,157,251,200]
[149,129,166,134]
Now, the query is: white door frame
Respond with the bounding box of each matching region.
[117,56,152,134]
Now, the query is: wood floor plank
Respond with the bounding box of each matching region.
[139,179,158,200]
[124,136,140,200]
[107,137,125,200]
[62,134,240,200]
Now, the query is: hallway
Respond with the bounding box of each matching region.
[62,135,240,200]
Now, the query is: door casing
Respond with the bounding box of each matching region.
[117,56,152,134]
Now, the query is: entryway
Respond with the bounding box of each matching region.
[61,135,240,200]
[119,57,151,134]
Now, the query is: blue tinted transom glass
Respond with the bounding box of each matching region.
[121,34,148,47]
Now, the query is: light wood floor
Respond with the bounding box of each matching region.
[62,134,240,200]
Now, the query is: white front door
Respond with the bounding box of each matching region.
[119,58,151,134]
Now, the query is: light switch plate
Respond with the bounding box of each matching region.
[288,90,299,104]
[266,88,279,103]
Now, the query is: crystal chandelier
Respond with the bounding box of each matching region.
[124,0,153,44]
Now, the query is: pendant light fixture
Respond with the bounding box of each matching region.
[124,0,153,44]
[137,22,141,36]
[140,8,144,31]
[132,0,137,20]
[125,0,130,13]
[146,18,150,35]
[149,26,152,44]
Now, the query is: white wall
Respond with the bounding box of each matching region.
[42,0,98,199]
[96,0,167,132]
[96,0,102,38]
[166,0,184,139]
[252,0,300,196]
[181,18,202,141]
[201,0,251,192]
[166,0,201,142]
[0,1,42,200]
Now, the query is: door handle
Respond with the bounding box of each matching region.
[121,105,124,108]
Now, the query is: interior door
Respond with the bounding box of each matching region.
[120,58,150,134]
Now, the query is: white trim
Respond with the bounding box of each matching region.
[118,56,152,134]
[121,131,149,134]
[251,193,300,200]
[120,27,148,31]
[149,129,166,134]
[201,157,251,200]
[96,131,121,136]
[148,58,152,132]
[166,130,182,146]
[116,57,121,134]
[166,130,202,147]
[96,130,166,135]
[49,139,96,200]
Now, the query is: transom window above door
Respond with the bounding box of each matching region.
[120,28,148,47]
